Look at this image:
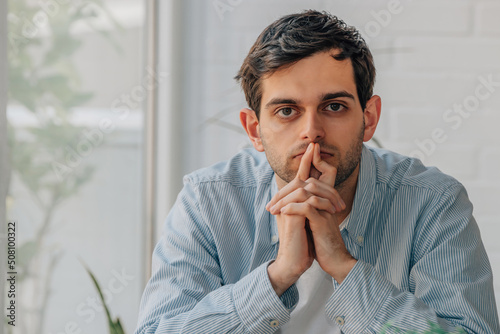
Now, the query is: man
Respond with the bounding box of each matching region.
[135,10,499,333]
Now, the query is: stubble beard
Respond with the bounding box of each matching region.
[262,121,365,188]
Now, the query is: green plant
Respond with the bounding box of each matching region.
[6,1,121,332]
[84,265,126,334]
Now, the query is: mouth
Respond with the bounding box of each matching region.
[293,151,334,160]
[320,152,333,160]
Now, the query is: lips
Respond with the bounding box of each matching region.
[320,152,333,159]
[293,151,334,159]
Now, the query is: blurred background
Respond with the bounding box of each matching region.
[1,0,499,333]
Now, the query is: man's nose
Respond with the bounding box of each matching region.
[300,111,325,142]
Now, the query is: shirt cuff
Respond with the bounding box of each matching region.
[233,260,298,332]
[325,260,393,333]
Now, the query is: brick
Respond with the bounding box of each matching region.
[371,108,392,141]
[462,183,500,216]
[363,1,471,37]
[393,37,500,71]
[375,72,479,109]
[481,83,500,112]
[375,72,500,118]
[376,142,415,157]
[441,110,500,146]
[208,1,472,37]
[321,1,471,38]
[417,146,478,181]
[322,1,395,31]
[478,147,500,182]
[476,2,500,35]
[478,217,500,254]
[368,37,396,71]
[392,108,447,141]
[374,139,478,181]
[210,0,325,28]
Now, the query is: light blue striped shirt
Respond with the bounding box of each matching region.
[135,145,500,333]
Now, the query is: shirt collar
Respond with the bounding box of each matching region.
[339,213,350,231]
[346,144,376,247]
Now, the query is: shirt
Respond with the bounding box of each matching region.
[135,145,500,334]
[279,215,349,334]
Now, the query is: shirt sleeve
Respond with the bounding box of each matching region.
[325,184,500,334]
[134,179,298,334]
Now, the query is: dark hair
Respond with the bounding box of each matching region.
[235,10,376,118]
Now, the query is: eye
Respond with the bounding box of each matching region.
[276,107,296,118]
[325,103,346,112]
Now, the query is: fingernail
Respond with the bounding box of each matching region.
[307,143,312,151]
[270,205,276,213]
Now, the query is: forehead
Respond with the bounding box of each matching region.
[260,50,358,108]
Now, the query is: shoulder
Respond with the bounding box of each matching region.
[183,148,274,189]
[366,146,462,194]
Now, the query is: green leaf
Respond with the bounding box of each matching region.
[82,263,126,334]
[111,318,126,334]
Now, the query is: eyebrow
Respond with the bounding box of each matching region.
[263,91,355,110]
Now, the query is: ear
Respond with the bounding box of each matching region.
[363,95,381,142]
[240,108,264,152]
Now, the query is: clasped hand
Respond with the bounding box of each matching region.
[266,143,357,296]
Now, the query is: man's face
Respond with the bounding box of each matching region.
[255,50,368,188]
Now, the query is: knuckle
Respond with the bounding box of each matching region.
[304,203,313,212]
[297,188,308,198]
[309,196,321,206]
[329,190,340,201]
[305,181,318,192]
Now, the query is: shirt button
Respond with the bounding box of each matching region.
[270,319,279,328]
[271,235,279,243]
[357,235,364,244]
[335,316,345,326]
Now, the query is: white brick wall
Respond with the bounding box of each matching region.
[476,2,500,35]
[182,0,500,312]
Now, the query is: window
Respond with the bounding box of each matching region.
[5,1,146,332]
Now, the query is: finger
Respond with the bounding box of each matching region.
[304,179,346,211]
[267,144,314,211]
[304,196,336,215]
[269,177,346,214]
[281,202,324,222]
[297,143,315,181]
[270,188,336,215]
[312,143,337,187]
[269,187,310,214]
[266,178,305,211]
